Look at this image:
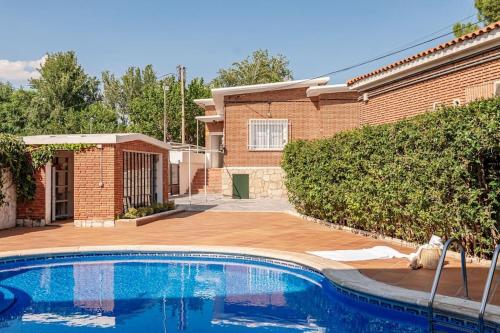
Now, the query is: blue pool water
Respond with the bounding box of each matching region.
[0,252,495,332]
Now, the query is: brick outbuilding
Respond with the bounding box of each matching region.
[17,134,170,227]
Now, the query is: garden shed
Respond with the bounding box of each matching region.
[17,133,170,227]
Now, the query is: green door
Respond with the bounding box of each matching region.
[232,174,249,199]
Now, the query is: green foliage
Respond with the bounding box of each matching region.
[475,0,500,24]
[121,201,175,219]
[106,65,210,144]
[0,83,35,134]
[211,49,293,88]
[0,134,36,205]
[454,0,500,37]
[282,98,500,257]
[0,53,210,145]
[69,102,124,134]
[28,144,96,170]
[28,51,100,134]
[453,22,480,37]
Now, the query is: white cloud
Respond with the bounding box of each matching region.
[0,55,47,84]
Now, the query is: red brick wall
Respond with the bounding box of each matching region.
[114,140,169,217]
[74,145,116,221]
[223,88,360,166]
[16,167,46,220]
[358,49,500,125]
[18,141,169,223]
[206,122,223,134]
[204,105,217,116]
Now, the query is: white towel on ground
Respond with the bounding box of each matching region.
[308,246,410,261]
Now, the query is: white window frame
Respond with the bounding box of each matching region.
[248,119,289,151]
[494,80,500,97]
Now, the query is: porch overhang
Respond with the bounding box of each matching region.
[195,115,224,123]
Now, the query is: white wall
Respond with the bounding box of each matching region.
[170,151,206,195]
[0,170,16,229]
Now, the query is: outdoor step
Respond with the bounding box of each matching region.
[190,168,222,194]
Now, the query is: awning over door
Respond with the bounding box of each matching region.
[195,115,223,123]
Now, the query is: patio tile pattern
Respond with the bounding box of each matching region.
[0,211,497,305]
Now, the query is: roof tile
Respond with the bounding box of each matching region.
[347,21,500,86]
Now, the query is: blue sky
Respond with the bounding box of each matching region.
[0,0,476,86]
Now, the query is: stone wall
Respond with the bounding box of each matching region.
[221,167,286,199]
[0,171,16,230]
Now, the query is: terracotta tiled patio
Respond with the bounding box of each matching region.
[0,211,497,305]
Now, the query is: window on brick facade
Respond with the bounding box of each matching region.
[432,102,445,110]
[123,151,159,211]
[465,81,496,102]
[248,119,289,151]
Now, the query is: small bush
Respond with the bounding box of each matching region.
[121,201,175,219]
[282,98,500,258]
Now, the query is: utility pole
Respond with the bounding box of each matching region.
[163,83,169,142]
[178,65,186,144]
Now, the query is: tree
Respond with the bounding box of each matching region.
[128,79,164,139]
[211,49,293,88]
[454,0,500,37]
[0,83,35,134]
[453,22,480,37]
[476,0,500,23]
[186,78,211,144]
[28,51,100,133]
[102,64,163,126]
[69,102,123,134]
[115,65,210,144]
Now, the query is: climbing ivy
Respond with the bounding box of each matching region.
[0,136,95,206]
[0,134,36,205]
[28,144,95,169]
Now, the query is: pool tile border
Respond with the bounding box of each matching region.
[0,245,498,329]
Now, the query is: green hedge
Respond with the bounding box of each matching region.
[282,98,500,257]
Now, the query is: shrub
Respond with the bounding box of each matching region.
[121,201,175,219]
[282,98,500,258]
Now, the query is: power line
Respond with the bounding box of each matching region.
[369,13,477,59]
[266,18,485,92]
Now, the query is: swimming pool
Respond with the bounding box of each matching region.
[0,251,496,332]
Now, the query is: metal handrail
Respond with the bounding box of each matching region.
[428,238,469,332]
[479,244,500,333]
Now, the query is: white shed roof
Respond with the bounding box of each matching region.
[23,133,171,150]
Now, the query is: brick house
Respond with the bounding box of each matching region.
[348,21,500,125]
[194,79,361,199]
[194,22,500,199]
[17,133,170,227]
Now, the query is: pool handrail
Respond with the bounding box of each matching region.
[428,238,469,332]
[479,244,500,333]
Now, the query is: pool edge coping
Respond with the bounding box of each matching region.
[0,245,498,324]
